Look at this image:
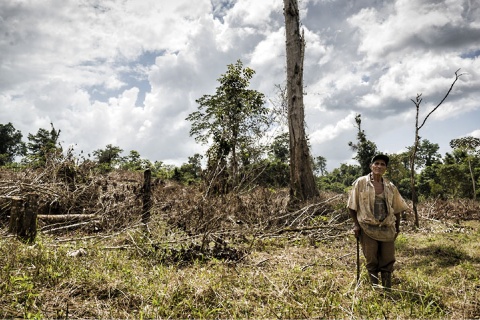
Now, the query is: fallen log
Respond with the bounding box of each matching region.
[37,214,98,223]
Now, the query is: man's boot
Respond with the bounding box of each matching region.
[381,272,392,290]
[368,272,379,286]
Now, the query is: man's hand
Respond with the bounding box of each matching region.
[349,208,360,239]
[353,224,361,239]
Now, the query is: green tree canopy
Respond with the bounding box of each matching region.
[450,136,480,155]
[186,60,269,190]
[26,123,61,166]
[407,138,442,168]
[312,155,327,176]
[93,144,123,164]
[93,144,124,172]
[269,132,289,163]
[120,150,153,171]
[317,163,360,193]
[0,122,26,165]
[450,136,480,200]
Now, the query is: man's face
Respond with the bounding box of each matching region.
[370,160,387,175]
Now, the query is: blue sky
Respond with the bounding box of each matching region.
[1,0,479,170]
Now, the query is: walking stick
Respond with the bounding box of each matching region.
[356,232,360,284]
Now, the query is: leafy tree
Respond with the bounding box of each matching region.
[254,159,290,188]
[417,163,444,199]
[26,123,61,166]
[312,155,327,176]
[270,132,289,163]
[186,60,269,192]
[120,150,153,171]
[0,122,26,165]
[151,161,176,179]
[450,136,480,200]
[93,144,123,172]
[317,163,361,193]
[225,134,289,188]
[407,139,442,169]
[348,114,377,176]
[437,163,470,199]
[176,154,204,184]
[384,152,411,197]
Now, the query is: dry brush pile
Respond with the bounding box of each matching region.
[1,160,479,262]
[0,162,355,264]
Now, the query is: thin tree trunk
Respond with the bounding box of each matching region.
[467,159,476,200]
[410,123,420,228]
[142,169,152,229]
[284,0,318,203]
[409,70,462,228]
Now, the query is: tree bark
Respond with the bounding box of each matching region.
[284,0,319,203]
[409,104,420,228]
[8,195,38,243]
[142,169,152,227]
[467,158,476,201]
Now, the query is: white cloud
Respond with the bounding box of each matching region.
[0,0,479,170]
[224,0,283,28]
[468,129,480,138]
[310,112,357,144]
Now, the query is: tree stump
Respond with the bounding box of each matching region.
[8,195,38,243]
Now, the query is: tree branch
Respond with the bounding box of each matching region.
[418,69,464,130]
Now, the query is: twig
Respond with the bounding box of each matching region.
[42,220,99,234]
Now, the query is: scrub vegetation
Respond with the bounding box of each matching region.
[1,167,479,319]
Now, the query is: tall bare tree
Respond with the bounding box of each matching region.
[409,69,463,227]
[283,0,318,202]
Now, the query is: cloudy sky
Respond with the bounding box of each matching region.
[1,0,479,171]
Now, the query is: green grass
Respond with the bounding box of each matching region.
[1,219,479,319]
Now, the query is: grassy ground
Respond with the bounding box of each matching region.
[1,216,478,319]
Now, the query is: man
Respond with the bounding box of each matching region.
[347,154,409,289]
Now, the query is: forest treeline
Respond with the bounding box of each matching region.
[1,118,479,202]
[1,62,478,202]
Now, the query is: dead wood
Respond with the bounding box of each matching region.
[38,214,98,222]
[42,220,100,234]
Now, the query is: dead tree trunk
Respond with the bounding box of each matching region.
[409,69,463,227]
[8,195,38,243]
[284,0,319,204]
[142,169,152,228]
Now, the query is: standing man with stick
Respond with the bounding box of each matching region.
[348,154,409,289]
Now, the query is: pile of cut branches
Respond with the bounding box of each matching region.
[418,197,480,221]
[0,163,144,234]
[1,161,353,265]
